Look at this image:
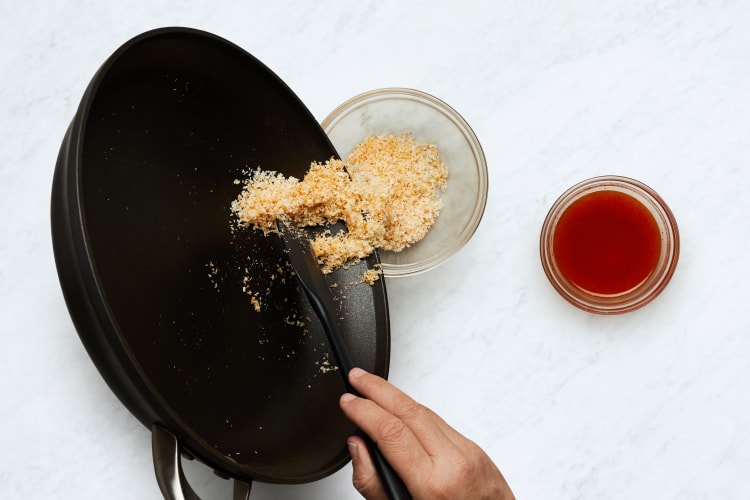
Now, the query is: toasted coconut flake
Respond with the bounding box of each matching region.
[231,132,447,275]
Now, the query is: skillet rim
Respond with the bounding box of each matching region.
[51,25,390,484]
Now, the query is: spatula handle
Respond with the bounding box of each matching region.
[278,221,411,499]
[297,275,411,499]
[366,438,412,500]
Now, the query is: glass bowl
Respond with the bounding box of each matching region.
[540,176,679,314]
[321,88,488,277]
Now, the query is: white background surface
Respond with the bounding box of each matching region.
[3,1,750,498]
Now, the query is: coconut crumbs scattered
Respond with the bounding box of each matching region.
[231,132,447,276]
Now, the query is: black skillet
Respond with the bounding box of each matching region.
[50,27,390,497]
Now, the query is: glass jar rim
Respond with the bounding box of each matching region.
[540,175,679,314]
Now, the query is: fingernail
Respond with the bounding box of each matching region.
[350,367,367,379]
[340,392,357,404]
[347,438,359,460]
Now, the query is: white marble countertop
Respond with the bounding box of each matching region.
[3,1,750,498]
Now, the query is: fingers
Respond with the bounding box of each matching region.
[347,435,387,500]
[346,367,462,456]
[340,368,516,500]
[340,391,430,474]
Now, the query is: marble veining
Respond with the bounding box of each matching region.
[2,1,750,498]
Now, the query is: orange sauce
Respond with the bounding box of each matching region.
[553,190,661,295]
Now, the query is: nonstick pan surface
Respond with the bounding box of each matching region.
[51,27,390,485]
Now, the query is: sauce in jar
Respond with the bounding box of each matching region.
[540,176,679,314]
[553,190,661,295]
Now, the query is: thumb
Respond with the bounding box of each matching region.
[348,436,388,500]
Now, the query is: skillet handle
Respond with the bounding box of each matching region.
[152,424,252,500]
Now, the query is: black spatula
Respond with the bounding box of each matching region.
[277,219,411,500]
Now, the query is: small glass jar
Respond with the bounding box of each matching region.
[540,176,679,314]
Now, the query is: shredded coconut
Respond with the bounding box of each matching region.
[231,132,447,274]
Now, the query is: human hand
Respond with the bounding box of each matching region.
[339,368,515,500]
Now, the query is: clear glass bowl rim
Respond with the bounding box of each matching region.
[540,175,680,314]
[321,87,489,277]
